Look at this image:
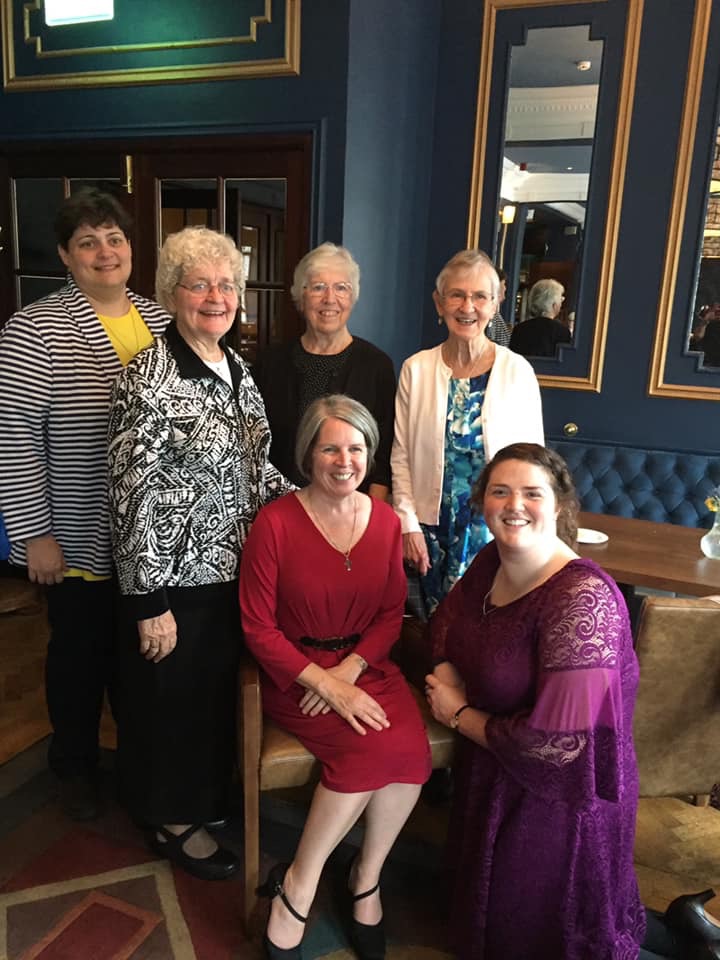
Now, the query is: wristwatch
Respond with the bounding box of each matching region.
[450,704,470,729]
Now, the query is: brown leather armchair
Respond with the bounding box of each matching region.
[237,616,456,930]
[632,595,720,908]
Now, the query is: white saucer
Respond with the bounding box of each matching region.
[576,527,609,545]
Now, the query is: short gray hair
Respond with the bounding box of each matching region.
[290,242,360,308]
[155,227,245,313]
[435,249,500,300]
[295,394,379,481]
[528,278,564,318]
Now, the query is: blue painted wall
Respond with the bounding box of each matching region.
[0,0,718,454]
[342,0,442,366]
[0,2,353,244]
[423,0,718,454]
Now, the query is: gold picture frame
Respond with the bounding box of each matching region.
[467,0,643,392]
[647,0,720,400]
[1,0,301,91]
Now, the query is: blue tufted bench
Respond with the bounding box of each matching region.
[549,439,720,530]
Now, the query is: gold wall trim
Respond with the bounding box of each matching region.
[23,0,270,59]
[647,0,717,400]
[467,0,643,393]
[2,0,300,90]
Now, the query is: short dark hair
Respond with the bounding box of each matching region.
[472,442,579,547]
[295,394,379,482]
[54,188,132,250]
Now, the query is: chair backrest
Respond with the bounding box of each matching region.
[634,595,720,797]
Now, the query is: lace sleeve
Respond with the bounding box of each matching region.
[486,567,631,803]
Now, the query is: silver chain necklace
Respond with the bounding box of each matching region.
[306,494,358,571]
[482,572,500,616]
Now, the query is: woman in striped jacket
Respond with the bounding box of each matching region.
[0,188,170,820]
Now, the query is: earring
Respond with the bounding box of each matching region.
[437,315,443,325]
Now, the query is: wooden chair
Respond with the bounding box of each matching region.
[237,616,456,931]
[632,595,720,910]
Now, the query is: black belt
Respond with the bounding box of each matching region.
[298,633,360,651]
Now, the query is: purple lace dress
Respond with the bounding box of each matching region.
[431,542,646,960]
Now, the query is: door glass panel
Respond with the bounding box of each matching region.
[14,178,65,274]
[225,179,287,284]
[68,178,122,195]
[160,179,218,242]
[19,275,66,307]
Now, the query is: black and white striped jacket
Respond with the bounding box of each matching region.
[107,322,293,620]
[0,279,170,575]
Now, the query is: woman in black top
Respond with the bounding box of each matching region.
[253,242,396,499]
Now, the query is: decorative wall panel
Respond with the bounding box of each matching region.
[1,0,300,91]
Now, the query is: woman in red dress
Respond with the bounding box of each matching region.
[240,394,431,960]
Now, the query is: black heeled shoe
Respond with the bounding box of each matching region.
[665,889,720,945]
[343,857,386,960]
[256,862,307,960]
[688,941,720,960]
[147,824,239,881]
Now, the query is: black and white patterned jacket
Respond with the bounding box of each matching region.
[0,279,170,574]
[108,321,292,619]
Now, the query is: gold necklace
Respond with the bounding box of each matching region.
[482,572,499,616]
[306,493,358,571]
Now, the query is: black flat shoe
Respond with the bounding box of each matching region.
[58,774,101,821]
[665,889,720,944]
[256,862,307,960]
[147,824,239,881]
[342,857,385,960]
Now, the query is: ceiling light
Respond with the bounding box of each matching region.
[501,204,516,224]
[45,0,114,26]
[576,60,592,72]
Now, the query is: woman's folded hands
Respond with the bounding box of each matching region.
[297,661,389,735]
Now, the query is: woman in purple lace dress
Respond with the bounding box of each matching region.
[425,443,648,960]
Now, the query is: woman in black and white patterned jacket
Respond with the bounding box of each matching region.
[108,226,292,881]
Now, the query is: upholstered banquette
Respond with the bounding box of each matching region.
[549,439,720,529]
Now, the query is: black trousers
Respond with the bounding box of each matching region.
[45,577,117,778]
[115,580,241,826]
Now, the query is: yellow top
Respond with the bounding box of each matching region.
[65,305,154,582]
[97,304,154,367]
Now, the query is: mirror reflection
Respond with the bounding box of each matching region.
[686,127,720,369]
[497,25,603,359]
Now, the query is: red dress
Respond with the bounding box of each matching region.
[240,493,431,792]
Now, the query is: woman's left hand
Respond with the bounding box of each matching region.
[425,672,468,727]
[138,610,177,663]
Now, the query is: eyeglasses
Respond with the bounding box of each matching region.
[304,281,353,299]
[177,281,238,297]
[442,289,494,306]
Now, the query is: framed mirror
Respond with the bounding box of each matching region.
[467,0,642,391]
[648,0,720,400]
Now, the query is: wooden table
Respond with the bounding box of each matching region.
[576,512,720,597]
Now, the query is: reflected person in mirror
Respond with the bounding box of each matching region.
[485,266,511,347]
[509,277,572,358]
[391,249,544,620]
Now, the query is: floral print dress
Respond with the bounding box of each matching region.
[419,373,493,616]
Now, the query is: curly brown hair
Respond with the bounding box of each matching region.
[472,443,579,547]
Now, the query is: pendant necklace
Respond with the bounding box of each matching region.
[306,494,358,571]
[482,572,499,616]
